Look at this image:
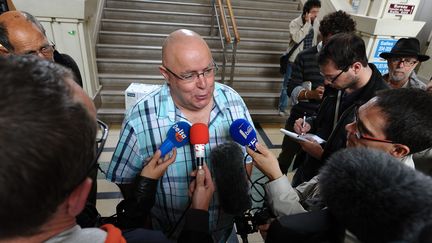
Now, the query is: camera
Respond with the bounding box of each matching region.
[234,207,274,242]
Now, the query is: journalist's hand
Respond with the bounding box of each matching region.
[247,143,282,181]
[189,165,215,211]
[141,149,177,179]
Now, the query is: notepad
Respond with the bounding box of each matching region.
[280,128,326,144]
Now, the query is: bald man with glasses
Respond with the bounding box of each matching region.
[0,11,83,87]
[107,29,253,242]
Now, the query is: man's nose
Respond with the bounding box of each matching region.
[196,73,207,88]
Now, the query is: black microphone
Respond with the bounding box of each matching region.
[210,141,252,215]
[320,147,432,243]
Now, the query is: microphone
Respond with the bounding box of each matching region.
[320,147,432,243]
[211,141,251,215]
[159,121,191,157]
[230,118,258,151]
[190,123,209,170]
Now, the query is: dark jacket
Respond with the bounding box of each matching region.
[286,45,324,127]
[292,63,389,186]
[118,176,213,243]
[266,209,345,243]
[54,50,83,87]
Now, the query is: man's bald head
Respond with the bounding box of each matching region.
[159,29,215,113]
[161,29,211,66]
[0,11,52,60]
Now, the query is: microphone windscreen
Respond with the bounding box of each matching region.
[160,121,191,157]
[229,118,258,151]
[211,141,251,215]
[319,147,432,243]
[190,123,209,145]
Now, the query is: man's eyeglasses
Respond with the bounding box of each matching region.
[388,57,418,67]
[163,62,218,82]
[23,43,55,57]
[353,106,394,143]
[322,65,350,83]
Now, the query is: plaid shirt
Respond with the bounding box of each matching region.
[107,82,253,238]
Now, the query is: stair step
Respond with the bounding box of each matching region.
[97,59,280,77]
[106,0,212,14]
[96,43,281,63]
[98,31,289,51]
[100,19,290,40]
[97,107,287,124]
[103,7,293,29]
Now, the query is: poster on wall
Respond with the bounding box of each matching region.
[388,3,415,15]
[383,0,420,20]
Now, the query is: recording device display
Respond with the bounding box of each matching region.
[210,141,252,215]
[229,118,258,151]
[159,121,191,157]
[190,123,209,170]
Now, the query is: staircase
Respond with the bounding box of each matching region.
[96,0,301,123]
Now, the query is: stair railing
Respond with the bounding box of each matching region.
[210,0,240,86]
[225,0,240,86]
[210,0,230,83]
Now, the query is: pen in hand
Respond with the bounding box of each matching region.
[301,112,306,136]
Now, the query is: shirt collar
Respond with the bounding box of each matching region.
[157,82,226,123]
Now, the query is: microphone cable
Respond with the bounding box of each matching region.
[243,154,267,204]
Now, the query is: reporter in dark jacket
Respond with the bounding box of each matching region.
[291,33,389,186]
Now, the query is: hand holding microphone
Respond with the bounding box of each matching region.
[246,143,283,181]
[188,165,215,211]
[141,149,177,180]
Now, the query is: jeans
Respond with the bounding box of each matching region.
[279,62,292,112]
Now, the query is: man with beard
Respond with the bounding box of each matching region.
[380,37,429,89]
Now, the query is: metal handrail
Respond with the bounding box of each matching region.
[225,0,240,42]
[217,0,231,43]
[209,0,240,85]
[225,0,240,86]
[210,0,228,83]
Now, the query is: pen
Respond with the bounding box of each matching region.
[301,112,306,135]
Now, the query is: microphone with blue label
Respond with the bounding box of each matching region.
[159,121,191,157]
[229,118,258,151]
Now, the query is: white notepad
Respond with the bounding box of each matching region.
[280,128,326,144]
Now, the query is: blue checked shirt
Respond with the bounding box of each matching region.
[107,82,253,238]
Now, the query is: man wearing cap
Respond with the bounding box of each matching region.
[380,37,430,89]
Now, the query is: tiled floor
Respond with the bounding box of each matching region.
[96,121,287,243]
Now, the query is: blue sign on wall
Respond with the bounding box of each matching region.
[374,39,398,59]
[373,61,389,75]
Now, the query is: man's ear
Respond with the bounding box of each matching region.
[352,61,363,74]
[159,66,170,85]
[389,144,410,159]
[66,178,92,217]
